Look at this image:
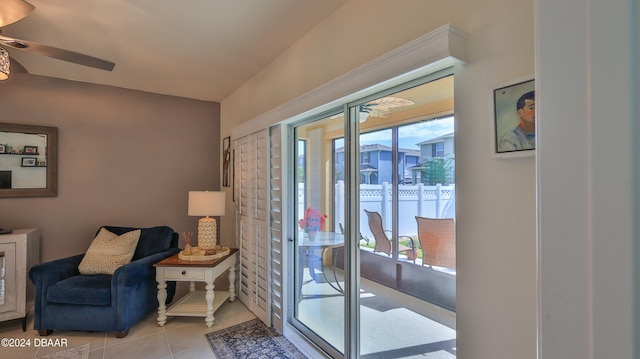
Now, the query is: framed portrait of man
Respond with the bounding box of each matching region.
[491,76,535,159]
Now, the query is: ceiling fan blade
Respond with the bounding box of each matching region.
[369,107,392,118]
[367,97,415,108]
[0,0,34,27]
[0,35,115,71]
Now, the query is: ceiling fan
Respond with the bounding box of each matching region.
[0,0,115,79]
[360,97,415,119]
[358,96,415,122]
[330,96,416,123]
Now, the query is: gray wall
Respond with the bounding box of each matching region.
[0,74,221,262]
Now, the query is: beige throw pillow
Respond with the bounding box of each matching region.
[78,228,141,275]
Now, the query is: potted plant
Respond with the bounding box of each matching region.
[405,248,418,261]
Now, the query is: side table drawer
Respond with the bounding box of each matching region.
[163,267,205,280]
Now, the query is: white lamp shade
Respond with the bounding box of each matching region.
[188,191,226,217]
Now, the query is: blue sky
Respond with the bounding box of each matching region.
[333,116,454,150]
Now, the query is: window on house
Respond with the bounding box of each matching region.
[433,142,445,157]
[362,151,370,164]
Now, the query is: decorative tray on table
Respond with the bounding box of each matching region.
[178,245,231,261]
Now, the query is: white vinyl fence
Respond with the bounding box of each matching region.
[298,181,455,238]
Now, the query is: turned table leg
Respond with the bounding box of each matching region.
[205,281,215,327]
[228,262,237,302]
[157,280,167,326]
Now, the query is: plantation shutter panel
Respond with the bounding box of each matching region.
[235,129,271,325]
[268,125,284,331]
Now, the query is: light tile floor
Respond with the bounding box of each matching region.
[0,298,256,359]
[0,270,456,359]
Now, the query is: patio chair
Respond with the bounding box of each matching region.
[415,216,456,269]
[364,210,416,262]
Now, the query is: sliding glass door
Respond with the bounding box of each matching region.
[293,112,347,355]
[290,71,456,358]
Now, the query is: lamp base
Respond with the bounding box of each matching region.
[197,217,217,250]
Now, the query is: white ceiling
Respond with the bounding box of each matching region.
[1,0,347,102]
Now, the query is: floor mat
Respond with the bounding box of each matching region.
[206,318,306,359]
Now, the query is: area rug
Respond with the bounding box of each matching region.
[206,319,306,359]
[36,343,90,359]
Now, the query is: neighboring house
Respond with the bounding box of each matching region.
[411,131,455,185]
[334,144,420,184]
[417,131,455,160]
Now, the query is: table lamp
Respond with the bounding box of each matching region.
[188,191,225,251]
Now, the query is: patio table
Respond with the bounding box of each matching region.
[298,231,345,294]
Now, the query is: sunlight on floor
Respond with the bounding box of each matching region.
[298,267,456,358]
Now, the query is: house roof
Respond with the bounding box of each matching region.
[416,131,454,146]
[360,164,377,171]
[335,144,420,156]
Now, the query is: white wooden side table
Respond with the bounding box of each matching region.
[154,248,238,327]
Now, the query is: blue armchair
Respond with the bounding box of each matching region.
[28,226,180,338]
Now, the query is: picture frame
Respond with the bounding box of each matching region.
[0,144,5,154]
[21,157,37,167]
[491,76,535,159]
[23,145,38,155]
[222,136,231,187]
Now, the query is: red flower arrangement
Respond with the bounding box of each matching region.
[298,207,327,233]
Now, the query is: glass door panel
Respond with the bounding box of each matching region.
[293,112,346,355]
[0,243,16,312]
[356,81,457,358]
[397,116,456,264]
[0,250,4,306]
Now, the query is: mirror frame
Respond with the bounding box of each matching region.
[0,123,58,198]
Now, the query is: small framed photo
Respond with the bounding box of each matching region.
[0,144,6,154]
[21,157,37,167]
[222,136,231,187]
[23,146,38,155]
[491,76,535,159]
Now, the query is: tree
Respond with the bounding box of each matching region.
[420,157,454,185]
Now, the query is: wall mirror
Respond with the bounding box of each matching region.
[0,123,58,198]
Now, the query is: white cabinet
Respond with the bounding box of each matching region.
[0,228,39,331]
